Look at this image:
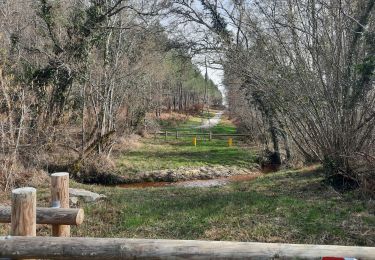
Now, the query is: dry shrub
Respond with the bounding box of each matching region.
[0,155,49,191]
[142,117,160,135]
[112,134,142,154]
[76,154,123,185]
[155,112,189,128]
[350,154,375,198]
[190,103,204,114]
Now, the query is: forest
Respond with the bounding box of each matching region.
[1,0,372,196]
[0,0,374,255]
[0,0,222,190]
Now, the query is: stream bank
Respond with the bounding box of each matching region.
[75,165,260,186]
[118,173,261,188]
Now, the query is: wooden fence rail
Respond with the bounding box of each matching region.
[0,236,374,259]
[0,172,84,239]
[155,131,251,141]
[1,174,375,259]
[0,207,84,225]
[156,131,251,136]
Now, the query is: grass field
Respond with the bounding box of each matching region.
[116,138,257,175]
[210,116,237,134]
[1,112,373,247]
[116,113,248,176]
[159,110,236,133]
[12,167,370,246]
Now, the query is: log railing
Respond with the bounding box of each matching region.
[155,131,252,146]
[156,130,251,139]
[0,236,374,259]
[1,174,375,259]
[0,207,84,225]
[0,172,84,239]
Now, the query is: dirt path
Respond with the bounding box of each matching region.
[195,111,223,129]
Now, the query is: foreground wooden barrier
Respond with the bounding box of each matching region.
[0,237,374,259]
[51,172,70,237]
[1,177,374,259]
[0,206,84,225]
[11,187,36,237]
[0,172,84,239]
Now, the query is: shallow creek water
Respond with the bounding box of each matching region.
[118,174,260,189]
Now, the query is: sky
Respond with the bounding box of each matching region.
[161,0,234,105]
[197,63,226,104]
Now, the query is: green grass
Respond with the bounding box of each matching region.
[115,113,251,176]
[116,138,257,175]
[1,168,373,245]
[175,116,203,129]
[159,116,202,130]
[2,113,372,247]
[52,168,374,246]
[200,111,216,119]
[161,111,236,134]
[210,117,237,134]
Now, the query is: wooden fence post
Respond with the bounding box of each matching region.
[11,187,36,237]
[51,172,70,237]
[165,130,167,140]
[209,131,212,141]
[175,131,178,139]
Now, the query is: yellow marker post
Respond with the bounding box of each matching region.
[228,137,233,147]
[193,137,197,146]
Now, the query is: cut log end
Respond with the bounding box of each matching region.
[75,209,84,225]
[51,172,69,177]
[12,187,36,194]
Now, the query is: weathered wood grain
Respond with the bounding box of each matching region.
[11,187,36,236]
[51,172,70,237]
[0,206,84,225]
[0,237,374,259]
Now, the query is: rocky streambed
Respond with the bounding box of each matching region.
[125,165,259,183]
[76,165,261,187]
[117,165,261,188]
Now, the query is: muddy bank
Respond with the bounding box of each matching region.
[119,174,260,188]
[123,165,259,183]
[75,165,260,185]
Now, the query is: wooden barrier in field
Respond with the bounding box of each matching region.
[51,172,70,237]
[155,131,251,141]
[10,187,36,237]
[0,236,374,259]
[1,174,375,259]
[0,207,84,225]
[0,172,84,238]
